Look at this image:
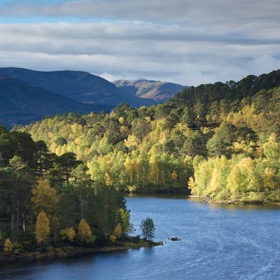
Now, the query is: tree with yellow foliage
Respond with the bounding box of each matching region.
[32,180,59,216]
[113,223,122,239]
[35,211,50,245]
[60,227,76,242]
[77,219,95,245]
[3,238,13,253]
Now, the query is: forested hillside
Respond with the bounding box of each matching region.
[22,70,280,204]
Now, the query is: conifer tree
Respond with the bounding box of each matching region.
[141,217,155,243]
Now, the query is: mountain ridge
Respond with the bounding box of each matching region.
[0,67,156,108]
[113,79,187,102]
[0,75,112,128]
[0,67,188,127]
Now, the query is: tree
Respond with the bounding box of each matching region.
[118,208,133,236]
[113,223,122,239]
[0,167,14,232]
[35,140,51,177]
[56,152,81,184]
[93,186,123,235]
[77,219,94,245]
[141,217,155,243]
[60,227,76,242]
[11,131,37,170]
[56,184,80,229]
[71,164,93,219]
[207,122,236,158]
[35,211,50,245]
[9,155,35,235]
[32,180,59,216]
[3,238,13,253]
[0,126,17,165]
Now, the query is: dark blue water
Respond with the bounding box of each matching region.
[1,196,280,280]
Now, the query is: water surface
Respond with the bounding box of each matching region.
[1,196,279,280]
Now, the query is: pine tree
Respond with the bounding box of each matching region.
[141,217,155,243]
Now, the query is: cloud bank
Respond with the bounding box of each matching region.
[0,0,279,85]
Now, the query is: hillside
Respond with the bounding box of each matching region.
[23,70,280,203]
[114,79,187,102]
[0,67,155,108]
[0,76,109,128]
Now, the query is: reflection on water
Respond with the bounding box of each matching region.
[1,196,280,280]
[219,203,280,211]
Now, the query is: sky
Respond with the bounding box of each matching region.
[0,0,279,86]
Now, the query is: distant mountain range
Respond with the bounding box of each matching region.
[0,68,155,107]
[0,75,104,128]
[0,67,186,127]
[113,79,187,103]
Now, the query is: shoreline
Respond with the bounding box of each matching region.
[0,240,163,265]
[188,195,280,206]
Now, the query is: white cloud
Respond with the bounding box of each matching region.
[0,1,279,85]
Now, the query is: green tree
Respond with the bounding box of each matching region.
[131,118,151,142]
[56,184,80,229]
[11,131,37,170]
[56,152,81,184]
[9,155,35,235]
[0,126,17,165]
[71,164,92,219]
[207,122,236,157]
[93,186,123,235]
[118,208,133,236]
[35,140,51,177]
[141,217,155,243]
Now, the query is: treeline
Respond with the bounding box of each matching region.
[0,126,132,254]
[22,70,280,203]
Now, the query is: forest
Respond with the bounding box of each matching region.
[0,127,133,256]
[0,69,279,255]
[21,71,280,203]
